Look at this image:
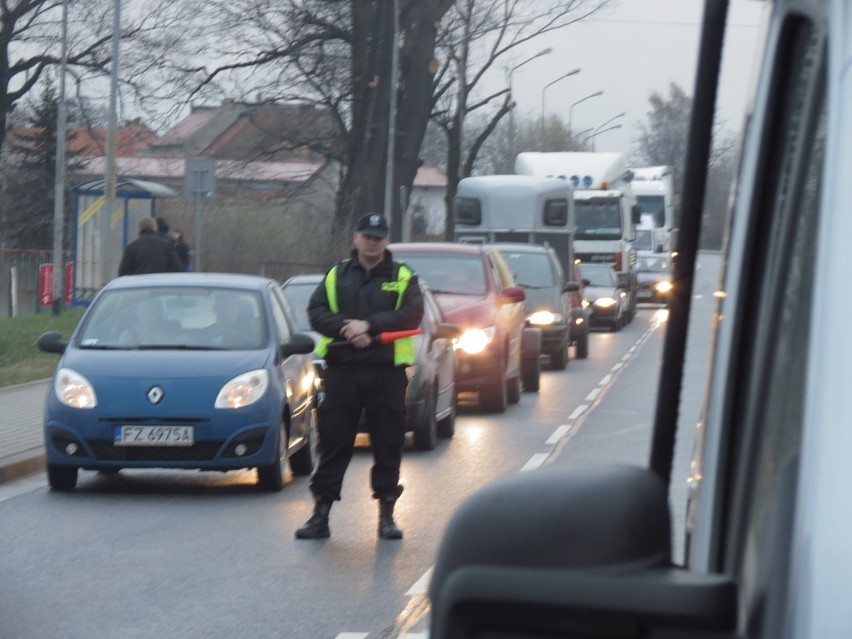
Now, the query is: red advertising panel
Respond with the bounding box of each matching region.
[39,264,54,306]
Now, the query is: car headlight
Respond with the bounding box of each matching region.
[528,311,564,326]
[215,369,269,409]
[54,368,97,409]
[594,297,617,309]
[655,281,673,293]
[455,326,496,355]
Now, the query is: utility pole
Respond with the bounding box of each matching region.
[540,69,580,144]
[51,0,68,316]
[507,48,552,162]
[384,0,400,239]
[101,0,120,287]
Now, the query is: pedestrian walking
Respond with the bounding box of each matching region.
[172,228,192,271]
[296,212,424,540]
[118,216,182,276]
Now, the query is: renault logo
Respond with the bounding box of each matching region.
[147,387,164,404]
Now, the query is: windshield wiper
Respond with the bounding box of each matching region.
[135,344,225,350]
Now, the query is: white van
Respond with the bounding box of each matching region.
[429,0,850,637]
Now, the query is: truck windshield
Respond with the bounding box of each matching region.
[636,195,666,227]
[575,200,623,240]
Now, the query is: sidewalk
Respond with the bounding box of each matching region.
[0,380,48,484]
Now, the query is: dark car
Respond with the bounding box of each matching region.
[390,242,541,414]
[566,263,591,359]
[491,242,580,370]
[635,254,673,305]
[281,273,460,451]
[577,262,629,332]
[36,272,319,492]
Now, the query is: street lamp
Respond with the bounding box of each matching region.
[568,90,604,144]
[507,47,553,160]
[579,125,623,150]
[540,68,581,143]
[588,112,626,151]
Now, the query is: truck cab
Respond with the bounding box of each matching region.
[629,165,676,254]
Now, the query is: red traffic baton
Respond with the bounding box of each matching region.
[327,328,423,349]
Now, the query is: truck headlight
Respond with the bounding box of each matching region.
[528,311,564,326]
[655,281,673,293]
[594,297,617,309]
[455,327,496,355]
[55,368,97,409]
[215,369,269,409]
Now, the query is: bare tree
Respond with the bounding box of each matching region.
[0,1,193,156]
[632,81,740,250]
[174,1,455,247]
[431,0,611,238]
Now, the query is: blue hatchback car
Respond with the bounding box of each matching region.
[37,273,319,492]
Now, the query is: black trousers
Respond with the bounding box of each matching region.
[310,365,408,502]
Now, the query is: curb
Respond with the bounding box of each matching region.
[0,450,45,485]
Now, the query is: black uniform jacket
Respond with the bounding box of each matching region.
[308,249,424,367]
[118,230,182,276]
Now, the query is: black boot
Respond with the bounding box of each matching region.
[295,498,332,539]
[378,498,403,540]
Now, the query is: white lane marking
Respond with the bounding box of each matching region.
[600,373,613,386]
[0,473,45,504]
[406,567,433,596]
[399,634,427,638]
[546,425,571,445]
[612,362,623,371]
[520,454,549,472]
[569,404,588,420]
[335,634,369,638]
[585,387,601,402]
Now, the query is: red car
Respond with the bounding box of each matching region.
[390,242,541,413]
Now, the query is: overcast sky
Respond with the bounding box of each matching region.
[502,0,767,161]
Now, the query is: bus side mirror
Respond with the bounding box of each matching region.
[632,204,642,225]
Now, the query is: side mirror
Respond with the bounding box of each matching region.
[632,203,642,225]
[37,331,67,354]
[281,333,317,358]
[616,273,630,289]
[501,286,526,304]
[582,278,591,287]
[433,323,461,341]
[564,281,580,293]
[429,465,737,638]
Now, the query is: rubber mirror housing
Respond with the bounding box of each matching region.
[429,464,736,638]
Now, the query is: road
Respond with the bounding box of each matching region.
[0,254,721,639]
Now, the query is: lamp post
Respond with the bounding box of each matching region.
[568,90,603,146]
[540,68,581,144]
[588,112,626,151]
[384,0,400,236]
[579,124,623,150]
[507,47,552,161]
[51,0,68,315]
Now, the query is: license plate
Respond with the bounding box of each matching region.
[115,425,194,447]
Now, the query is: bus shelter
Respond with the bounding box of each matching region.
[72,178,178,304]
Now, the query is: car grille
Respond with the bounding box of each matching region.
[90,441,224,462]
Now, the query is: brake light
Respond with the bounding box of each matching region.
[614,252,623,271]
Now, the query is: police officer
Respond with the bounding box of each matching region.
[296,213,424,540]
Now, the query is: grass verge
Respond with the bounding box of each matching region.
[0,309,85,389]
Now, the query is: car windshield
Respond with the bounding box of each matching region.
[498,251,555,288]
[635,256,670,272]
[579,264,615,288]
[281,282,318,332]
[393,253,487,295]
[76,287,267,350]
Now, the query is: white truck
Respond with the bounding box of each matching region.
[514,151,640,321]
[452,174,576,275]
[629,165,676,254]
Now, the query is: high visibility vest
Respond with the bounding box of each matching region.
[315,262,415,365]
